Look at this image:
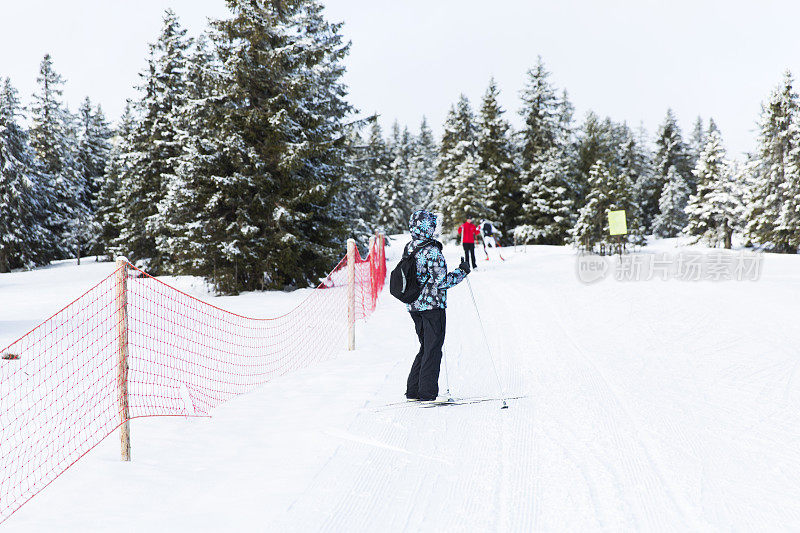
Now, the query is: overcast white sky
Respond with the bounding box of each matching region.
[3,0,800,157]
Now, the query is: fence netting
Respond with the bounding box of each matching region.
[0,236,386,524]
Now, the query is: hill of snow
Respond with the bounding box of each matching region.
[3,238,800,531]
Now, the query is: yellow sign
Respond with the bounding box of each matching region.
[608,210,627,236]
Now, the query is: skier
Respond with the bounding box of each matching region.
[481,220,497,248]
[480,220,505,261]
[457,217,480,269]
[404,210,470,401]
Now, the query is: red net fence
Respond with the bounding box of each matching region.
[0,235,386,524]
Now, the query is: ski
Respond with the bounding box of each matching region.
[418,395,526,408]
[375,396,481,411]
[376,395,526,411]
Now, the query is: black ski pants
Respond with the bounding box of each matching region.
[406,308,446,400]
[462,242,477,268]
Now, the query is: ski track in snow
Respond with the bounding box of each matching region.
[5,242,800,531]
[272,243,800,531]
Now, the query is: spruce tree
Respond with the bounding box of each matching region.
[517,57,563,224]
[745,71,799,252]
[152,31,227,270]
[477,78,517,233]
[363,120,391,226]
[685,129,738,247]
[0,78,49,271]
[652,166,690,237]
[616,126,648,244]
[575,112,618,204]
[644,109,692,230]
[688,115,706,171]
[519,57,561,164]
[407,116,437,210]
[97,102,136,258]
[572,160,637,252]
[774,114,800,252]
[168,0,354,293]
[336,128,375,238]
[572,161,615,251]
[519,148,573,244]
[118,9,192,271]
[555,89,580,204]
[76,98,112,256]
[433,95,493,230]
[377,122,412,233]
[29,54,86,261]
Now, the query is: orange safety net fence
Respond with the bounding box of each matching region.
[0,236,386,524]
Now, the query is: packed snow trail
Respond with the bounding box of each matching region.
[4,240,800,530]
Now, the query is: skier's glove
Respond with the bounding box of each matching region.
[459,257,471,275]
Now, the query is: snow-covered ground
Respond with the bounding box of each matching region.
[3,238,800,531]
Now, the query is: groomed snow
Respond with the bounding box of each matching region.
[3,238,800,531]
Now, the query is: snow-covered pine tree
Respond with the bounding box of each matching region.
[63,104,95,264]
[519,148,573,244]
[477,78,517,234]
[517,57,563,224]
[449,152,487,227]
[173,0,353,293]
[335,127,376,239]
[652,166,690,237]
[519,57,561,165]
[185,33,217,102]
[572,161,612,251]
[76,98,112,256]
[572,159,637,252]
[688,115,706,171]
[729,159,758,247]
[709,162,745,250]
[118,9,192,272]
[406,116,437,210]
[575,112,618,200]
[28,54,86,262]
[97,102,136,258]
[377,122,412,233]
[0,78,50,271]
[643,109,692,231]
[616,125,648,245]
[430,103,460,220]
[555,89,580,204]
[773,113,800,252]
[152,28,229,274]
[684,129,737,246]
[433,95,493,231]
[362,120,391,228]
[745,71,799,252]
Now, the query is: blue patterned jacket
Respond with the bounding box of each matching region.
[405,210,467,312]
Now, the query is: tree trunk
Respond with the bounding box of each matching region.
[722,220,732,249]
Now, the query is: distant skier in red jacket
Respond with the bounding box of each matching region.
[458,218,480,269]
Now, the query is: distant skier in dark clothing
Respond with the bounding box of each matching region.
[481,220,497,248]
[480,219,505,261]
[457,218,480,269]
[404,210,470,401]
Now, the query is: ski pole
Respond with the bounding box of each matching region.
[442,345,453,401]
[464,275,508,409]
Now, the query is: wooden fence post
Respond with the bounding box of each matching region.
[368,235,376,260]
[347,239,356,351]
[115,257,131,461]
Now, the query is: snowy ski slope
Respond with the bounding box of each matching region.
[2,239,800,531]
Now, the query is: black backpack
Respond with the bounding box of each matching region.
[389,240,435,304]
